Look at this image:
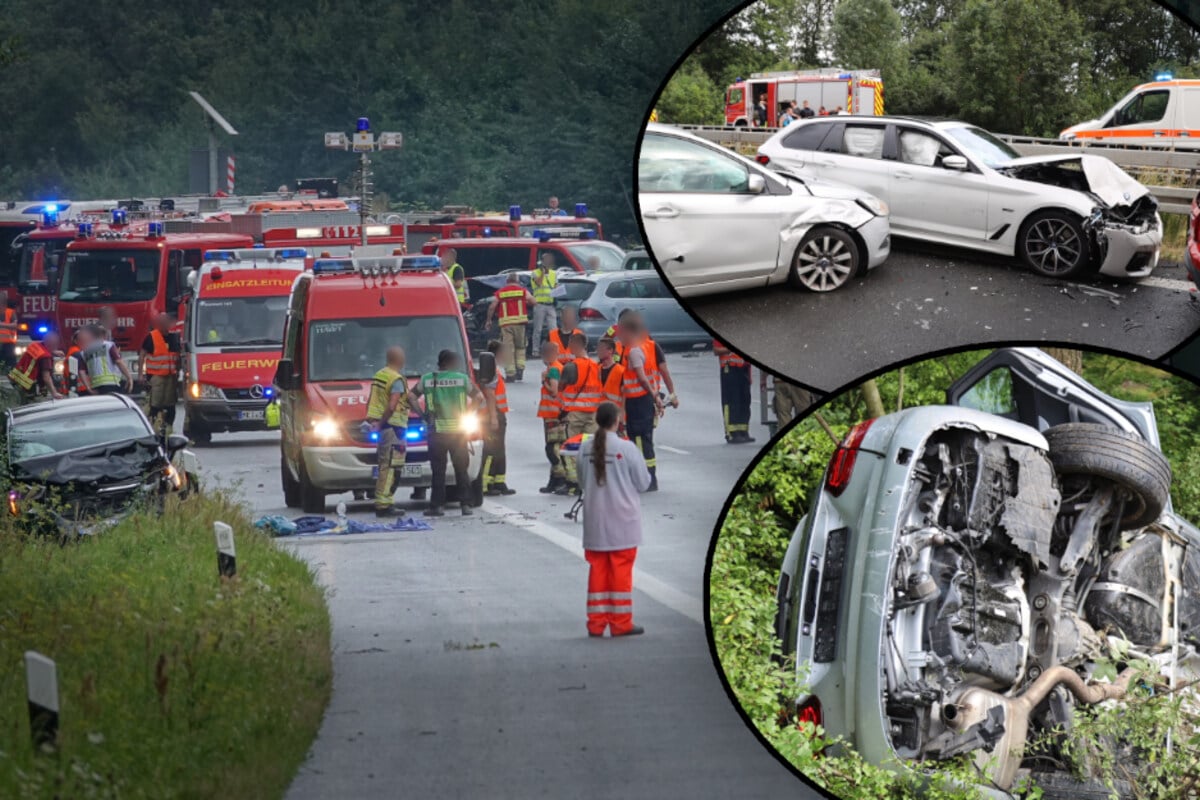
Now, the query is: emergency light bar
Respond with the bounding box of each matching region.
[203,247,309,263]
[312,255,441,275]
[532,227,598,241]
[111,208,128,226]
[41,206,59,227]
[575,203,588,217]
[509,205,521,221]
[146,221,164,239]
[76,222,94,239]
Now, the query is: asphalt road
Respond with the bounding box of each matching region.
[194,354,811,799]
[683,240,1200,392]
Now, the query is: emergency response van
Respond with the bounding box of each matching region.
[448,203,604,240]
[1060,77,1200,147]
[274,255,486,513]
[181,247,308,444]
[726,68,884,126]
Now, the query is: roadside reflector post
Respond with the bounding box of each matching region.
[24,651,59,752]
[215,521,236,578]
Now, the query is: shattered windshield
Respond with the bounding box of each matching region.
[10,409,153,462]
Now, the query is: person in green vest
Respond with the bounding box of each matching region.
[441,248,468,309]
[365,346,416,518]
[529,251,559,357]
[410,349,483,517]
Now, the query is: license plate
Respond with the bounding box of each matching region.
[238,409,265,421]
[401,464,422,479]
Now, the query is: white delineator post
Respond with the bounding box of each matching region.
[215,521,236,578]
[24,651,59,751]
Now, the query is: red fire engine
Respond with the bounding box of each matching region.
[725,68,884,126]
[445,203,604,240]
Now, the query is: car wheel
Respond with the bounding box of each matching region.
[1018,211,1092,278]
[789,227,862,292]
[298,459,325,515]
[1043,423,1171,530]
[281,450,301,509]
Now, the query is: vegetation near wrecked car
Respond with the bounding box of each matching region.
[711,349,1200,799]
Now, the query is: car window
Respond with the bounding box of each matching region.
[632,277,671,298]
[605,280,631,299]
[623,254,655,271]
[1112,89,1169,127]
[781,123,832,151]
[840,125,885,159]
[639,133,752,193]
[955,367,1016,416]
[897,129,955,168]
[558,280,596,303]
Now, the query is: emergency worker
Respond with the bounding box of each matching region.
[365,346,412,518]
[411,349,482,517]
[714,340,754,443]
[82,324,133,395]
[537,341,567,494]
[767,374,816,427]
[596,337,625,414]
[0,290,18,366]
[66,329,89,396]
[618,319,662,491]
[481,339,516,496]
[558,332,602,494]
[485,273,533,381]
[142,312,182,433]
[441,248,468,309]
[548,305,583,361]
[529,253,558,356]
[9,331,62,403]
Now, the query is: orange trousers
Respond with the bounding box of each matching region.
[585,547,637,635]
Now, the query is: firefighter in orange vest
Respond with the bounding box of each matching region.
[485,273,534,382]
[65,328,89,397]
[548,305,583,362]
[617,318,663,491]
[0,290,18,367]
[537,341,568,494]
[558,332,603,494]
[596,337,626,418]
[8,331,63,403]
[714,339,755,444]
[141,312,182,433]
[481,339,516,496]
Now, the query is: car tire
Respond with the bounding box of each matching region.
[298,459,325,515]
[281,450,301,509]
[1043,423,1171,530]
[789,227,862,292]
[1018,211,1092,279]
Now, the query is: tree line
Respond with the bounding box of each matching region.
[660,0,1200,138]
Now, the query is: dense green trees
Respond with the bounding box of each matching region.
[658,0,1200,135]
[0,1,733,241]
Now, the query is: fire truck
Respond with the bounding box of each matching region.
[445,204,604,240]
[725,68,884,127]
[58,224,254,377]
[165,209,408,258]
[182,247,308,444]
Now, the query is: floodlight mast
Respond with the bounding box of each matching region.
[324,117,403,246]
[189,92,238,195]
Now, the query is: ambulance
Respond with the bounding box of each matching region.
[181,247,308,444]
[274,255,489,514]
[1060,76,1200,147]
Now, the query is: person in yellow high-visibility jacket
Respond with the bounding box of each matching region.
[365,346,415,518]
[529,252,559,357]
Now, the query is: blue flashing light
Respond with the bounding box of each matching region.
[735,76,743,83]
[838,73,852,80]
[1156,71,1174,82]
[533,229,552,242]
[263,387,273,398]
[36,325,49,336]
[277,248,308,260]
[401,255,441,269]
[76,222,94,239]
[44,203,58,213]
[204,250,234,261]
[482,226,492,237]
[41,208,59,227]
[147,221,164,238]
[509,205,521,221]
[111,208,127,226]
[356,116,371,132]
[582,230,597,239]
[313,258,355,274]
[405,426,424,442]
[368,430,380,443]
[574,203,588,218]
[253,243,265,248]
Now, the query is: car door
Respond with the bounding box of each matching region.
[639,132,787,290]
[1099,87,1172,145]
[889,126,990,243]
[811,122,891,206]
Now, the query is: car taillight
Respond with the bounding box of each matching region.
[756,154,770,165]
[579,308,606,321]
[824,418,874,497]
[796,696,822,730]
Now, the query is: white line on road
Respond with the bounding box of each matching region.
[1137,276,1194,293]
[657,445,691,455]
[482,500,704,625]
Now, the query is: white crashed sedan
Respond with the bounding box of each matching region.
[757,117,1162,280]
[637,123,891,296]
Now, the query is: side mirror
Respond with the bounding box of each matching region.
[746,173,767,194]
[166,434,190,453]
[274,358,298,391]
[943,155,969,171]
[476,351,497,385]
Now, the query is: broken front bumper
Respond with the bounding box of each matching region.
[1095,214,1162,279]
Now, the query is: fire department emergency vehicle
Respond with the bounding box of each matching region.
[274,255,485,513]
[181,247,308,444]
[166,208,408,258]
[58,224,254,376]
[725,68,884,126]
[446,203,604,240]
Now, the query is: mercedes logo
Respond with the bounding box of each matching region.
[249,384,265,400]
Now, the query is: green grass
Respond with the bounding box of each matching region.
[0,492,332,799]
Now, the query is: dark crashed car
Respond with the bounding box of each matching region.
[5,394,200,536]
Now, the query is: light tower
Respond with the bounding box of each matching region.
[325,117,403,246]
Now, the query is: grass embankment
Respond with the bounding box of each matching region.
[0,492,332,799]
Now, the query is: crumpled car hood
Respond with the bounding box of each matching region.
[999,154,1151,208]
[13,436,165,486]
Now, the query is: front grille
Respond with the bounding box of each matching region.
[223,387,269,401]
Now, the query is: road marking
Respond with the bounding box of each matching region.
[482,501,704,625]
[657,445,691,455]
[1138,276,1194,292]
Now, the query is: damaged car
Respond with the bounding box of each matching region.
[638,123,891,296]
[5,394,201,537]
[756,117,1161,280]
[776,348,1197,796]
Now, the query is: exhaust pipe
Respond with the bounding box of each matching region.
[945,666,1133,789]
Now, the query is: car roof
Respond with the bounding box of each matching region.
[9,393,141,424]
[778,115,971,129]
[563,270,660,285]
[432,237,613,248]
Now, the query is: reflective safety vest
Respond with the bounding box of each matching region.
[717,346,747,370]
[8,341,49,391]
[494,375,509,415]
[144,330,179,376]
[621,339,659,399]
[420,370,471,433]
[599,362,625,406]
[82,341,120,389]
[0,308,17,344]
[494,286,529,326]
[562,356,602,414]
[548,327,582,358]
[367,365,408,427]
[537,359,563,419]
[605,325,627,363]
[532,268,557,304]
[449,263,467,304]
